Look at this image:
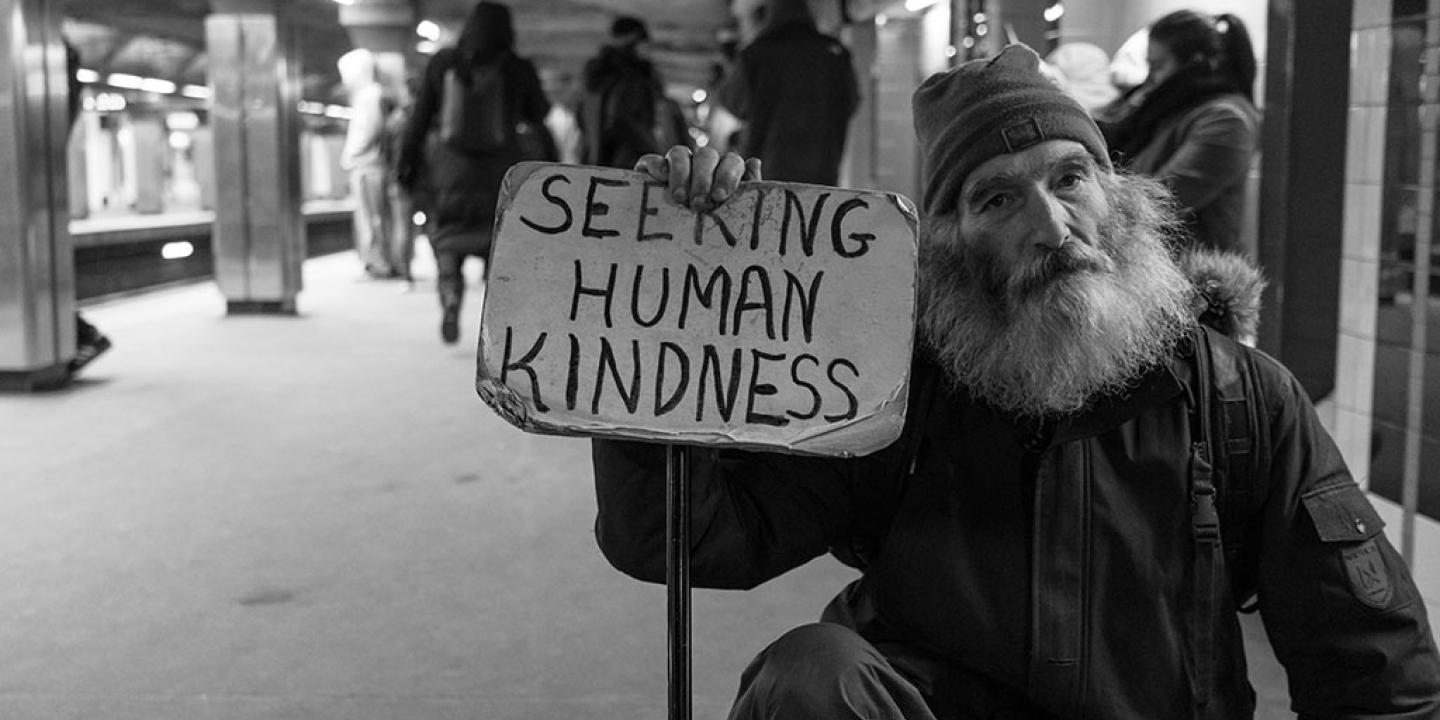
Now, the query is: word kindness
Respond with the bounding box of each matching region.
[476,163,916,456]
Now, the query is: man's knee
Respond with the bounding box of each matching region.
[756,622,876,674]
[730,623,934,720]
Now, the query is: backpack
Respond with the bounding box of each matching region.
[439,65,508,155]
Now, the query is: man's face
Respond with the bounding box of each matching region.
[918,140,1194,417]
[954,140,1111,303]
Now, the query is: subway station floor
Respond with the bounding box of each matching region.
[2,245,1303,719]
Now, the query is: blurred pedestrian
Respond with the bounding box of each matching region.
[64,40,111,379]
[718,0,858,185]
[339,48,401,279]
[1098,11,1259,253]
[578,16,666,169]
[393,1,554,344]
[1042,42,1118,114]
[380,72,419,289]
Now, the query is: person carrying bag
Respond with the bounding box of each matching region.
[393,1,555,344]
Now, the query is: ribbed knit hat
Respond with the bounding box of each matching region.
[913,44,1111,216]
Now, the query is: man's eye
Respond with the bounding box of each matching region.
[981,193,1011,210]
[1056,172,1083,189]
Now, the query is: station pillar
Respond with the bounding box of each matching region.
[0,0,76,391]
[206,0,305,315]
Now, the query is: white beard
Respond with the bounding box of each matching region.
[917,172,1196,418]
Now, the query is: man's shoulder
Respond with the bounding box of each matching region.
[1201,330,1304,422]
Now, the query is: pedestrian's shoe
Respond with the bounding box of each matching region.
[69,334,112,375]
[441,306,460,344]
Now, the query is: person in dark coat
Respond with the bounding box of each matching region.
[394,1,552,344]
[578,15,665,169]
[64,40,111,378]
[717,0,858,185]
[592,44,1440,719]
[1097,10,1260,254]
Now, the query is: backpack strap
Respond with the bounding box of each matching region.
[1187,327,1223,708]
[1208,331,1267,611]
[1187,326,1271,709]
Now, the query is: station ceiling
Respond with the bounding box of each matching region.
[59,0,869,106]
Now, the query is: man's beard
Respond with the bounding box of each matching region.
[916,172,1196,418]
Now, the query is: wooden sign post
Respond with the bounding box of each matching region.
[476,162,918,718]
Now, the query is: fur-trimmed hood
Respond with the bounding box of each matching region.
[1182,247,1266,343]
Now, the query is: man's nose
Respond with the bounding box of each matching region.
[1030,192,1072,250]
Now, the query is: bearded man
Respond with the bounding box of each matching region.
[590,45,1440,719]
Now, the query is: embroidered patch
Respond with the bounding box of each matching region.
[1000,118,1045,152]
[1342,539,1392,609]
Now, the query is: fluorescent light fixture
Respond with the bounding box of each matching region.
[180,85,211,99]
[161,241,194,260]
[416,40,438,55]
[166,112,200,130]
[106,73,144,89]
[75,68,100,83]
[93,92,127,112]
[139,78,176,94]
[324,105,353,120]
[904,0,939,11]
[298,101,326,115]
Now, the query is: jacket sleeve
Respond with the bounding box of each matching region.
[395,50,447,190]
[591,439,857,590]
[339,83,385,170]
[1152,99,1257,212]
[1252,354,1440,717]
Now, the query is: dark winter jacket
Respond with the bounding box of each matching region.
[579,45,663,169]
[717,20,858,185]
[395,47,550,254]
[590,255,1440,718]
[1100,75,1259,254]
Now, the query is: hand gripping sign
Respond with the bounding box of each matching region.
[476,162,917,458]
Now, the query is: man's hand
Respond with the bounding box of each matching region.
[634,146,762,212]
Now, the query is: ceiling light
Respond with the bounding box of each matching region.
[1043,3,1065,22]
[416,20,440,41]
[904,0,939,11]
[139,78,176,94]
[106,73,144,90]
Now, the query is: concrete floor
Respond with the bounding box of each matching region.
[0,248,1295,719]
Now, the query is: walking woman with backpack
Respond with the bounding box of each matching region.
[394,1,555,344]
[1097,10,1259,254]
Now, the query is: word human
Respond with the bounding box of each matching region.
[567,259,824,342]
[516,172,878,260]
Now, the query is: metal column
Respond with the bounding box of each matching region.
[0,0,75,391]
[206,0,305,315]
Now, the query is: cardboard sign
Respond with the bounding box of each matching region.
[476,163,917,457]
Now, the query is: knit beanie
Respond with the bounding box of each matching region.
[913,43,1111,216]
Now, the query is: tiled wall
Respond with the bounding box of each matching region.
[1341,0,1440,602]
